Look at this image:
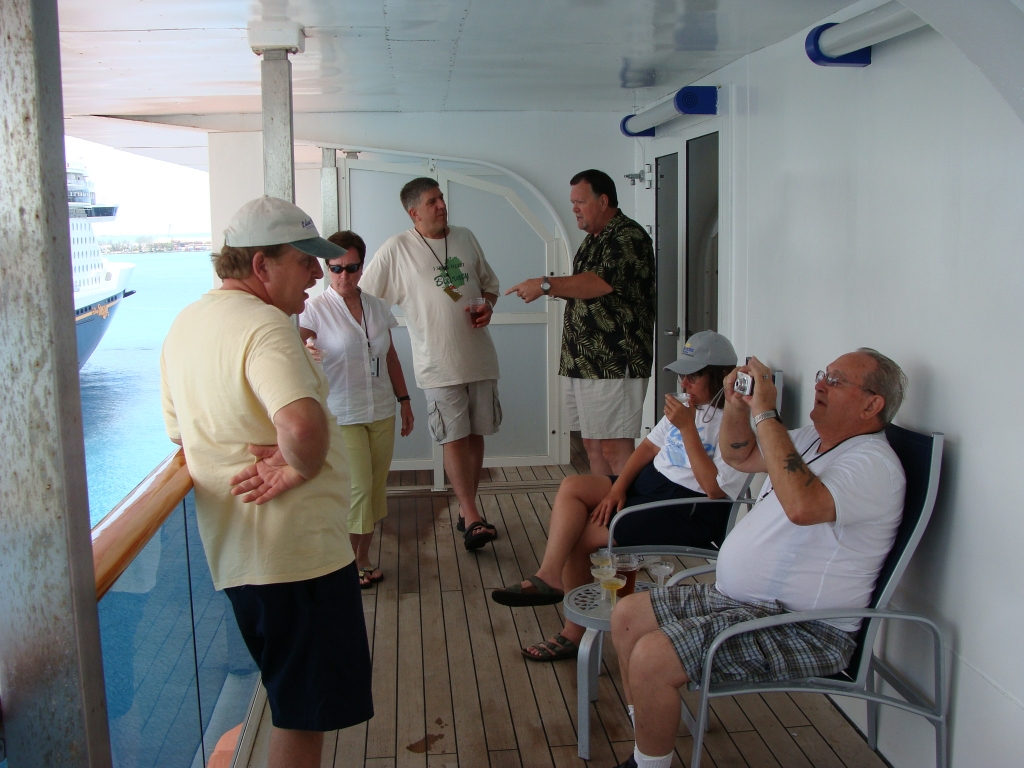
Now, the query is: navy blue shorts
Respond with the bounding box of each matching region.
[611,463,732,550]
[225,562,373,731]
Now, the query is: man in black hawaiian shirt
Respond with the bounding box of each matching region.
[506,169,655,473]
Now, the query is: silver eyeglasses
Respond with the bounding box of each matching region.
[815,369,876,395]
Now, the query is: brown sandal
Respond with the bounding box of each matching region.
[521,634,578,662]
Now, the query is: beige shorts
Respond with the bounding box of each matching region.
[423,379,502,444]
[563,375,649,440]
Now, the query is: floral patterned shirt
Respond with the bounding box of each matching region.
[559,211,656,379]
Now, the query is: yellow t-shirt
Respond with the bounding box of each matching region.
[160,290,355,590]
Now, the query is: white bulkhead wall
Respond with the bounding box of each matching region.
[637,2,1024,765]
[208,112,638,258]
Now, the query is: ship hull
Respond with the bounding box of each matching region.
[76,291,128,369]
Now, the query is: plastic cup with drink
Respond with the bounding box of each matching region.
[612,553,641,598]
[467,297,488,324]
[590,549,612,568]
[600,571,627,605]
[649,560,674,587]
[591,565,617,602]
[671,392,691,406]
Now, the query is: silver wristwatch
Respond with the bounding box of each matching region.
[541,276,551,295]
[753,409,780,427]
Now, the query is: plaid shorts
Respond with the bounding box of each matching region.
[650,583,857,686]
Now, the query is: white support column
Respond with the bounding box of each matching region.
[320,148,339,235]
[0,0,112,765]
[260,49,295,202]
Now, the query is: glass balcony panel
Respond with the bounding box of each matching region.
[98,491,258,768]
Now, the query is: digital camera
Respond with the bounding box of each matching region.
[734,371,755,396]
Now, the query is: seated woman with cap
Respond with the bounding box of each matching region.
[490,330,748,662]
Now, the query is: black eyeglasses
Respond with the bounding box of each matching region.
[328,263,361,274]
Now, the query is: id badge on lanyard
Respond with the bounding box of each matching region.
[369,356,380,377]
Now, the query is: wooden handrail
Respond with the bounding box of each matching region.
[91,448,194,600]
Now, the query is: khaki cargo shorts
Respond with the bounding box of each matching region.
[423,379,502,444]
[563,375,648,439]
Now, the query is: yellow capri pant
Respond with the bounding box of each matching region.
[338,416,396,535]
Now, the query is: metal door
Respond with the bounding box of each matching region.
[654,153,680,408]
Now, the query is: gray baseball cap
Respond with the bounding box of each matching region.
[223,196,345,260]
[664,330,738,375]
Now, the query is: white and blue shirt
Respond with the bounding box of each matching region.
[647,407,748,499]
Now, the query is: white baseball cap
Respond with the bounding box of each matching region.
[664,330,738,375]
[223,196,346,260]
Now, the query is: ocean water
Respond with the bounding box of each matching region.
[81,251,212,527]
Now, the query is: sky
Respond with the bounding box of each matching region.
[64,136,211,238]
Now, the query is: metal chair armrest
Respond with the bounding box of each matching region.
[666,563,718,586]
[607,497,755,552]
[698,607,945,696]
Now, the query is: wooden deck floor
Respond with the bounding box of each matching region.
[243,446,889,768]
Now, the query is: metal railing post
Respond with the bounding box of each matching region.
[0,0,112,764]
[321,148,340,236]
[260,49,295,202]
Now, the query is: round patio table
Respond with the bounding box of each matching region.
[562,580,656,760]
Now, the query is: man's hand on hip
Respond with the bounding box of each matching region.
[230,444,307,504]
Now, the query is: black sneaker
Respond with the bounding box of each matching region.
[613,756,638,768]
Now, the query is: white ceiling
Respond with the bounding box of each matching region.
[58,0,855,117]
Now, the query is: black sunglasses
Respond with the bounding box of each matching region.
[328,263,362,274]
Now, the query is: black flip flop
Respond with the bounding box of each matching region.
[464,520,497,550]
[491,575,565,607]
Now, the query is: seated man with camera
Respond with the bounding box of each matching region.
[608,349,907,768]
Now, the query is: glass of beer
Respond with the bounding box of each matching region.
[467,297,488,323]
[613,553,641,597]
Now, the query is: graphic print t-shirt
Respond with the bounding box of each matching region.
[646,407,747,499]
[360,226,500,389]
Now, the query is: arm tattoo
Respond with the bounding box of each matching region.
[730,440,750,449]
[783,451,818,486]
[783,451,809,475]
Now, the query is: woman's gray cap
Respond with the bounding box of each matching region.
[223,196,345,260]
[664,330,738,375]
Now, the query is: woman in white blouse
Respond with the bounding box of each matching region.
[300,231,414,588]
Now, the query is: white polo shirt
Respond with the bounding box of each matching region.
[299,288,398,425]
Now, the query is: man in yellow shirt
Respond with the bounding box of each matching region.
[161,197,371,768]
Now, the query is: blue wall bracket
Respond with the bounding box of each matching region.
[620,116,655,137]
[805,23,872,67]
[674,85,717,114]
[620,85,718,137]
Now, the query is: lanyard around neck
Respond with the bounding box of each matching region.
[756,432,875,503]
[416,229,448,271]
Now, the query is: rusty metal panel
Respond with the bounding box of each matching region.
[0,0,112,765]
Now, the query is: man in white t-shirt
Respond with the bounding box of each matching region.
[608,348,908,768]
[360,177,502,550]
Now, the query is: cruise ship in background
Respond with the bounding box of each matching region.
[68,164,134,368]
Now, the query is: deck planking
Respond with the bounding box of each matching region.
[243,450,890,768]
